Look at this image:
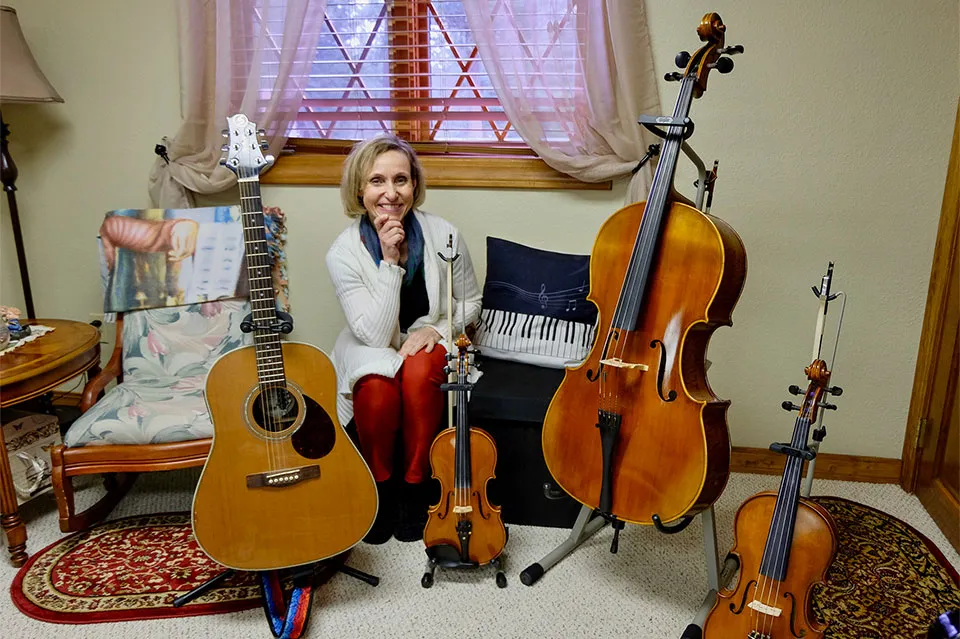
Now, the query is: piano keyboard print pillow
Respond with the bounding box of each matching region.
[474,237,597,369]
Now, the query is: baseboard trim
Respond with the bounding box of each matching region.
[731,446,902,484]
[50,393,903,484]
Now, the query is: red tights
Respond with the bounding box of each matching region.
[353,347,447,484]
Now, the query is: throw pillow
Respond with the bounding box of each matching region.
[473,237,597,369]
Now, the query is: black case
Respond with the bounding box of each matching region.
[468,358,581,528]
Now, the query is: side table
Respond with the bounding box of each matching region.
[0,319,101,566]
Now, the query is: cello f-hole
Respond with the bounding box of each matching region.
[650,339,678,402]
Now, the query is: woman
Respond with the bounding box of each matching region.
[326,135,482,544]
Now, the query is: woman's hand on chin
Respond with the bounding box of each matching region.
[398,327,443,357]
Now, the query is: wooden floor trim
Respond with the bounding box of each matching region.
[731,446,902,484]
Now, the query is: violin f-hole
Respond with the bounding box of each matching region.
[650,339,678,402]
[730,579,757,614]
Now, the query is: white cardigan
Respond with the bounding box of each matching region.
[325,210,482,426]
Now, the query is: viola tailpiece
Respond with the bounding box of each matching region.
[703,263,846,639]
[541,11,747,551]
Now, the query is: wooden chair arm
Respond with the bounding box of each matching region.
[80,315,124,412]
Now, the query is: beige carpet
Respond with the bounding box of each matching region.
[2,469,957,638]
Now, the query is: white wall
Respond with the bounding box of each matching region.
[2,0,957,460]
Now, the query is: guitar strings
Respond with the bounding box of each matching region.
[239,163,280,472]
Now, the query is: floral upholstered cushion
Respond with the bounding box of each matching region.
[64,300,251,447]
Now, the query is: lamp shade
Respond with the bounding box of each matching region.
[0,5,63,103]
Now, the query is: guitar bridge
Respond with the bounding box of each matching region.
[246,465,320,488]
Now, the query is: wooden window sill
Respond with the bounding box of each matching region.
[260,149,612,191]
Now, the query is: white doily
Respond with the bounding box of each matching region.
[0,325,56,357]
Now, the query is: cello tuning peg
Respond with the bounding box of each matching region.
[675,51,691,68]
[788,385,803,396]
[818,402,838,411]
[781,401,802,412]
[827,385,843,396]
[709,57,735,74]
[719,44,744,55]
[664,72,683,82]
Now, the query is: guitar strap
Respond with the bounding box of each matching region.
[259,566,318,639]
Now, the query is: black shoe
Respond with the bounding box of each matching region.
[394,481,435,542]
[363,479,397,545]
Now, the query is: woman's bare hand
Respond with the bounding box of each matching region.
[374,213,404,265]
[398,326,443,358]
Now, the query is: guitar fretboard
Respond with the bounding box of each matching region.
[238,175,285,389]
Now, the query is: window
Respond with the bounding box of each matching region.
[260,0,608,190]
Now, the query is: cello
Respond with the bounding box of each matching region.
[541,13,747,534]
[703,264,843,638]
[422,238,507,588]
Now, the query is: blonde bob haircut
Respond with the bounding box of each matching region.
[340,134,426,218]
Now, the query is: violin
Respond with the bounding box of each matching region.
[541,13,747,533]
[423,332,507,569]
[703,263,844,638]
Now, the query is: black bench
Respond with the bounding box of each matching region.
[468,357,582,528]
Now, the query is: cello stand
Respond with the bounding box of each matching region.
[421,545,509,589]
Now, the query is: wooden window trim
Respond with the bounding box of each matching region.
[261,140,612,190]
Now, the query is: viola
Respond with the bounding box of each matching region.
[423,331,506,572]
[704,263,843,638]
[703,359,839,638]
[541,13,747,533]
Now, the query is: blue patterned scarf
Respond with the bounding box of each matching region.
[359,212,424,286]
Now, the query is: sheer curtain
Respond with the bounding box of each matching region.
[148,0,327,208]
[463,0,661,203]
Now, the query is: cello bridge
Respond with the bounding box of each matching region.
[599,358,649,371]
[452,505,473,514]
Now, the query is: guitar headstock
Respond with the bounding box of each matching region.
[220,113,274,179]
[668,13,744,98]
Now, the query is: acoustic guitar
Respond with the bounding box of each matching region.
[192,114,377,571]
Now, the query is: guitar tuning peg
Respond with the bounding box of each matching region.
[221,129,229,138]
[221,144,229,152]
[260,142,269,150]
[258,128,266,136]
[264,154,275,164]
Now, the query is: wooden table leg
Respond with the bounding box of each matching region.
[0,431,27,566]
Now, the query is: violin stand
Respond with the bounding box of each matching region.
[421,542,509,588]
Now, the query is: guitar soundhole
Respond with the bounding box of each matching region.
[252,387,299,433]
[248,385,337,459]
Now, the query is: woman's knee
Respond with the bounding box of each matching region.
[400,347,448,387]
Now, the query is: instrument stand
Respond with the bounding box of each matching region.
[172,560,380,608]
[421,544,509,589]
[518,503,737,637]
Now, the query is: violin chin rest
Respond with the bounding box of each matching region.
[425,543,478,569]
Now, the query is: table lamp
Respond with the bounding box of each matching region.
[0,5,64,320]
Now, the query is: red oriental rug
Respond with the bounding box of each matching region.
[10,512,341,624]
